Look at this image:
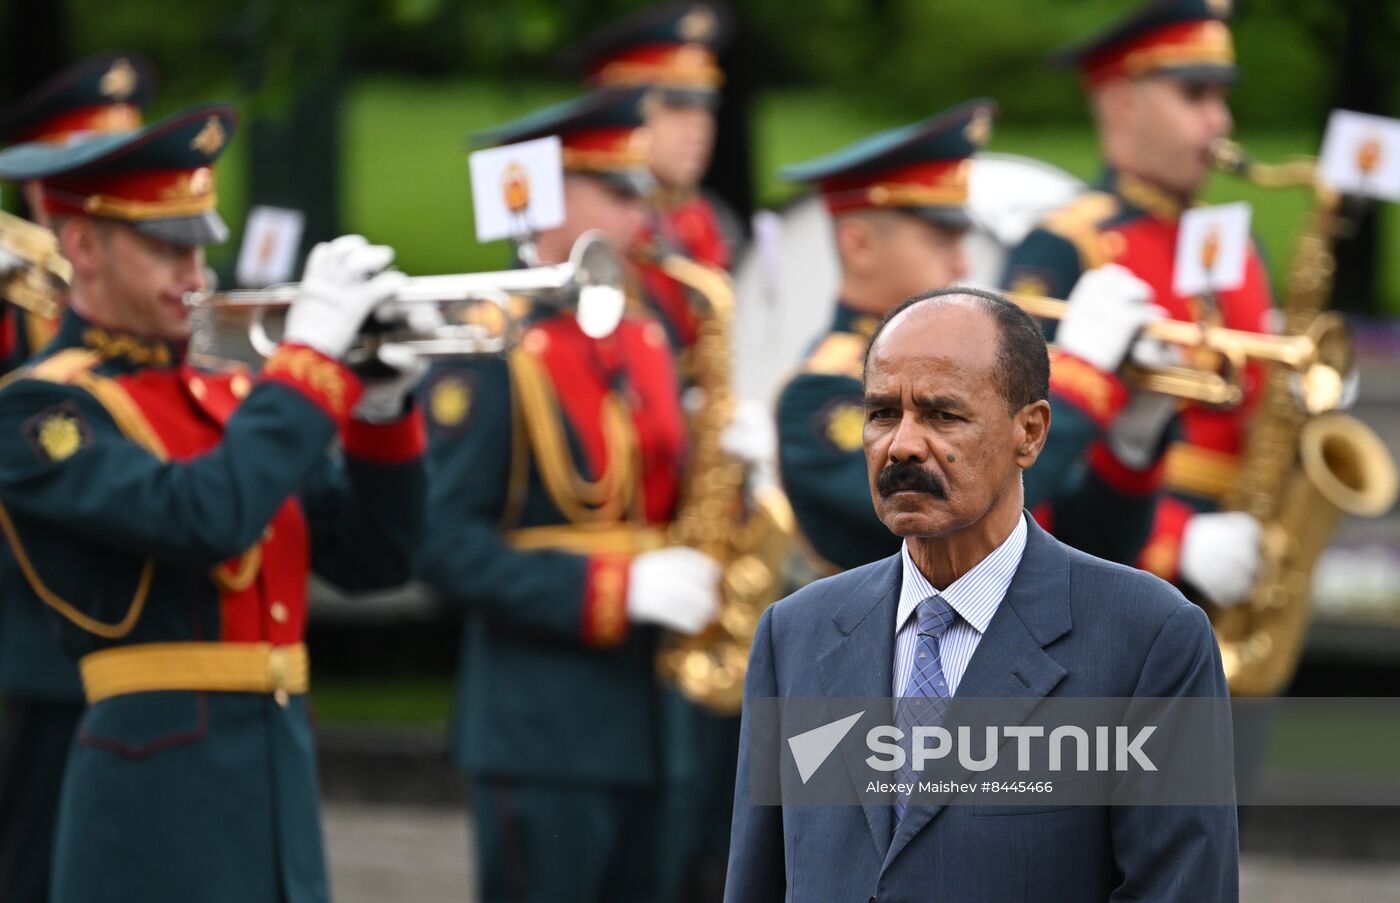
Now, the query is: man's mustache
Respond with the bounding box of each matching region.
[877,461,947,499]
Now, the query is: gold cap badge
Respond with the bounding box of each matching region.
[964,107,994,146]
[679,7,717,42]
[99,59,138,101]
[190,117,226,157]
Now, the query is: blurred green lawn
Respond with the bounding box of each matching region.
[296,78,1397,310]
[313,675,453,727]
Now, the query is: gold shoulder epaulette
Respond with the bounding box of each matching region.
[21,348,102,386]
[802,332,867,379]
[1039,191,1124,270]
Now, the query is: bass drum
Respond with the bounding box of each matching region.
[732,152,1084,406]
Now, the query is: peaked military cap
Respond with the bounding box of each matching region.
[0,103,237,247]
[566,2,729,107]
[779,98,996,230]
[1049,0,1238,86]
[0,52,155,145]
[474,88,655,197]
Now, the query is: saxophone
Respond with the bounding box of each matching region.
[1209,140,1398,696]
[652,254,794,713]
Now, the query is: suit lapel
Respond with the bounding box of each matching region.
[882,517,1073,872]
[817,554,901,857]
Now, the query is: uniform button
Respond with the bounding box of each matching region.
[270,602,289,624]
[231,374,251,398]
[188,376,207,399]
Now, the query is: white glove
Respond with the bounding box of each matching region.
[0,246,26,277]
[352,345,427,423]
[352,303,444,422]
[721,398,779,490]
[626,547,722,635]
[1058,264,1161,373]
[1180,511,1263,608]
[284,235,407,360]
[1105,391,1179,470]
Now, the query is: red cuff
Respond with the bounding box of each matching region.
[344,408,427,463]
[1137,495,1194,583]
[581,555,630,649]
[260,344,363,424]
[1049,350,1131,428]
[1086,440,1164,496]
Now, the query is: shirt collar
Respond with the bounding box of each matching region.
[896,512,1028,637]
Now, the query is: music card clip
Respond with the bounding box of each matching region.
[236,205,306,288]
[1318,109,1400,202]
[1174,201,1251,298]
[469,136,566,244]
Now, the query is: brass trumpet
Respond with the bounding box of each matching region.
[0,209,71,319]
[183,231,627,364]
[999,288,1353,413]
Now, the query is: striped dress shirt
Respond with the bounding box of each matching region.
[892,513,1028,698]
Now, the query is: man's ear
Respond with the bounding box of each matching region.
[1013,399,1052,470]
[1093,79,1136,131]
[57,218,101,280]
[834,214,876,277]
[21,182,49,228]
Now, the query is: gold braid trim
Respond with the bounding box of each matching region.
[499,374,531,531]
[0,500,155,639]
[5,351,158,637]
[212,545,263,593]
[507,349,638,523]
[11,352,263,635]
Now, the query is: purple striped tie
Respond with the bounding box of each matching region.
[894,593,955,822]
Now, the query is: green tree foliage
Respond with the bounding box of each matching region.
[63,0,1363,128]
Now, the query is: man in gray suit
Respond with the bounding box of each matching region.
[726,287,1237,902]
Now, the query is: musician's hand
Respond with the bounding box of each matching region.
[1105,391,1180,470]
[1059,264,1162,373]
[1180,511,1263,608]
[721,398,778,490]
[353,345,428,423]
[285,235,406,360]
[0,246,25,277]
[627,547,722,636]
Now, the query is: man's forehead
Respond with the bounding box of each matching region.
[869,300,997,369]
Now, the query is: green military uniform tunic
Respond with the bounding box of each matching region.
[0,311,427,903]
[1002,167,1275,570]
[776,302,895,573]
[0,304,80,903]
[419,310,688,903]
[0,49,154,903]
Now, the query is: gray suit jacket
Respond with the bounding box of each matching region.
[725,516,1237,903]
